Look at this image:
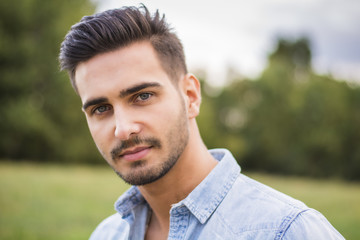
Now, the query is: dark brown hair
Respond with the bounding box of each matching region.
[59,5,187,92]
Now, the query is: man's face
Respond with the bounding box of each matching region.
[75,41,189,185]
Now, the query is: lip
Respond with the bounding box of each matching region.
[119,146,152,162]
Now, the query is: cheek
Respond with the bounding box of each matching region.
[150,101,183,125]
[153,102,186,137]
[86,118,113,151]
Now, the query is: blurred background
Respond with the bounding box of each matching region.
[1,0,359,239]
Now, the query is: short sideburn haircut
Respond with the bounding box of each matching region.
[59,5,187,92]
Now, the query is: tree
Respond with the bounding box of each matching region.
[197,37,360,180]
[0,0,102,163]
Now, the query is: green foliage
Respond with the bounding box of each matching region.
[0,0,102,163]
[198,37,360,180]
[0,0,359,180]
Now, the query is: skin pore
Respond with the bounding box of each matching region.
[75,41,217,240]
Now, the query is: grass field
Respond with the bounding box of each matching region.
[0,162,358,239]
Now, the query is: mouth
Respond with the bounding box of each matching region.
[118,146,152,162]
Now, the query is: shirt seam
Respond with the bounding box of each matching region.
[275,209,310,240]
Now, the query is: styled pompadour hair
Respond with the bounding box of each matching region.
[59,5,187,92]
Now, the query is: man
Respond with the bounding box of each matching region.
[59,5,344,240]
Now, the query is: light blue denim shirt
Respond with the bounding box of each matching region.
[90,149,344,239]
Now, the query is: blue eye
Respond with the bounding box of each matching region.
[93,105,111,114]
[136,93,152,102]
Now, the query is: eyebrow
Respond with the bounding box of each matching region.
[82,82,162,111]
[82,97,108,111]
[119,82,162,98]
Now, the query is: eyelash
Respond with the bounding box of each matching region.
[134,92,153,103]
[92,105,112,115]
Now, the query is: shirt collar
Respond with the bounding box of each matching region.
[114,148,241,223]
[114,185,146,217]
[180,148,241,224]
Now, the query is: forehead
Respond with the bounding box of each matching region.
[75,41,174,102]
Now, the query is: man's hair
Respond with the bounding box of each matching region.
[59,5,187,92]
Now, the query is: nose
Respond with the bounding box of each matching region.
[114,108,141,140]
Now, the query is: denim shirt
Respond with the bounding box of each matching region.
[89,149,344,240]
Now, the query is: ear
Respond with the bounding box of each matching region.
[181,73,201,119]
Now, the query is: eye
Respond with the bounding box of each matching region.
[92,105,112,115]
[135,92,153,102]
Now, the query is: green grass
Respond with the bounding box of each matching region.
[0,162,129,240]
[1,162,358,239]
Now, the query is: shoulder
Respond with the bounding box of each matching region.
[89,213,129,240]
[207,174,343,239]
[282,209,344,239]
[216,174,308,227]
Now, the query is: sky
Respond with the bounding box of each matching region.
[94,0,360,86]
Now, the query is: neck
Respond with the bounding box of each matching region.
[138,121,217,235]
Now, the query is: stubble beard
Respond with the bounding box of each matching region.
[111,105,189,186]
